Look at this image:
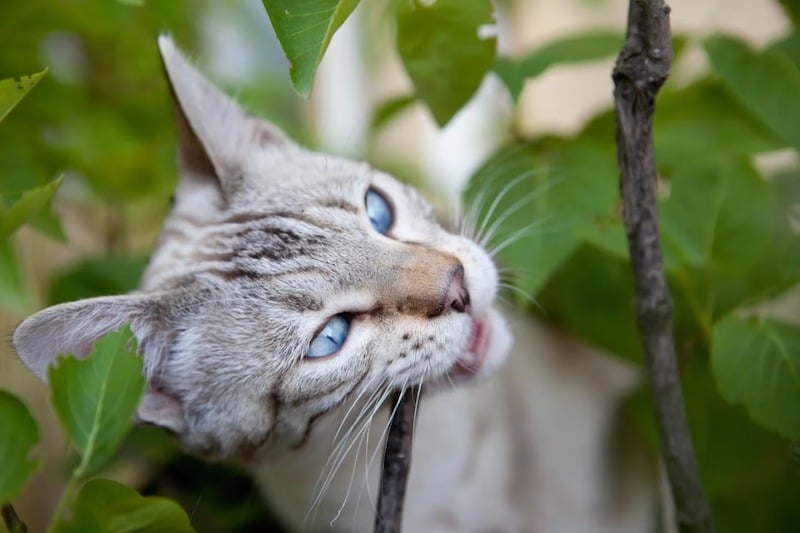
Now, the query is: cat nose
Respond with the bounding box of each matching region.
[444,266,470,314]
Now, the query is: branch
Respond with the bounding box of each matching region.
[1,503,28,533]
[612,1,713,532]
[374,389,419,533]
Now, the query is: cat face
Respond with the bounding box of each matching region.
[12,37,511,458]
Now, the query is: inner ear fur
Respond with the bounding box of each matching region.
[157,35,292,202]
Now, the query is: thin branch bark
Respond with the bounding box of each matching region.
[1,503,28,533]
[374,389,419,533]
[612,1,713,532]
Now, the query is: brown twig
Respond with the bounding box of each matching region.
[1,503,28,533]
[612,1,713,532]
[374,389,419,533]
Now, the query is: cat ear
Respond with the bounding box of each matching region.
[157,35,290,199]
[12,293,185,434]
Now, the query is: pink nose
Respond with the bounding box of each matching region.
[444,266,470,313]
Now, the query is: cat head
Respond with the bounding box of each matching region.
[12,36,512,458]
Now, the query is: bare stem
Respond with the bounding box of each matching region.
[373,389,419,533]
[612,1,713,531]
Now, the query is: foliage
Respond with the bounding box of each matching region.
[1,0,799,531]
[395,0,496,126]
[263,0,360,97]
[49,326,145,478]
[0,70,47,123]
[0,392,39,505]
[53,478,192,533]
[1,327,193,532]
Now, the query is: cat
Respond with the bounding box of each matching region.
[12,37,655,532]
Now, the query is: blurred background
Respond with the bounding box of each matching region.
[1,0,798,531]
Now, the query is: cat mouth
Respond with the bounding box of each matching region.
[447,315,491,382]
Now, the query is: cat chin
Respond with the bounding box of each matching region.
[430,308,512,389]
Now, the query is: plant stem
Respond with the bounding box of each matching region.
[374,389,420,533]
[612,1,713,531]
[49,476,78,528]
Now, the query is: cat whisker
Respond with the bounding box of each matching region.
[330,412,374,528]
[460,163,545,241]
[478,176,563,248]
[359,381,413,519]
[365,380,409,475]
[333,373,382,443]
[499,282,542,310]
[306,383,392,526]
[488,219,553,258]
[472,170,541,244]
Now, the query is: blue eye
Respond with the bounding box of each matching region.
[365,188,393,234]
[306,314,351,358]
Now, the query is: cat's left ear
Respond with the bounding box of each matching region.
[12,293,185,434]
[157,35,293,200]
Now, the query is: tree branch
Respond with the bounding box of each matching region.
[374,389,419,533]
[612,1,713,531]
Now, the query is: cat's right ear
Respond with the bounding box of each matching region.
[12,293,172,381]
[13,293,186,434]
[157,35,291,201]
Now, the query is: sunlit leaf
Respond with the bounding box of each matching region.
[49,326,145,478]
[52,478,193,533]
[705,35,800,149]
[396,0,495,126]
[262,0,360,97]
[0,391,39,504]
[0,177,63,238]
[494,32,622,102]
[0,70,46,124]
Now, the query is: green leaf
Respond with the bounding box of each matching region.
[770,31,800,70]
[48,255,148,305]
[262,0,360,97]
[493,31,623,103]
[53,478,194,533]
[0,391,39,504]
[0,70,47,124]
[0,239,29,312]
[537,244,642,361]
[0,177,63,238]
[705,35,800,149]
[681,356,800,531]
[577,79,783,171]
[396,0,495,126]
[370,94,417,133]
[661,159,800,321]
[49,326,145,478]
[712,316,800,439]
